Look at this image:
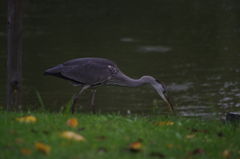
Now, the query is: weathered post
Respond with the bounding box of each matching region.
[7,0,22,111]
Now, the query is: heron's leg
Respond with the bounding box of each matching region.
[72,85,90,114]
[91,89,97,114]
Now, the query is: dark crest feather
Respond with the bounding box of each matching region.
[155,79,167,93]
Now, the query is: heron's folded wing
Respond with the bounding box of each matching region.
[44,64,65,74]
[61,61,112,85]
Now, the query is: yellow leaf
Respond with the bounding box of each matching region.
[167,143,174,148]
[130,141,142,150]
[16,116,37,123]
[178,145,182,150]
[67,118,78,128]
[21,148,31,155]
[60,131,85,141]
[222,149,230,158]
[128,139,143,152]
[185,134,196,139]
[154,121,174,126]
[35,142,51,154]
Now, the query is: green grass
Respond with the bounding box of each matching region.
[35,90,46,112]
[0,111,239,159]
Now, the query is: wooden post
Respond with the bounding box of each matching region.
[7,0,22,111]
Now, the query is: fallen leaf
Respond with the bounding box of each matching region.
[9,129,16,133]
[185,134,196,139]
[21,148,31,155]
[167,144,174,149]
[130,141,142,150]
[222,149,230,158]
[60,131,85,141]
[97,136,107,140]
[178,145,182,150]
[128,139,143,152]
[149,152,165,158]
[35,142,51,154]
[15,138,23,143]
[97,147,107,153]
[16,116,37,123]
[67,118,78,128]
[155,121,174,126]
[188,148,205,155]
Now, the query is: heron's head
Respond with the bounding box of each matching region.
[153,80,174,111]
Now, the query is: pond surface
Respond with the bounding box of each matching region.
[0,0,240,117]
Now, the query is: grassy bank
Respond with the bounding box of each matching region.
[0,111,239,159]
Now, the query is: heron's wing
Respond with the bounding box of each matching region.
[61,58,117,85]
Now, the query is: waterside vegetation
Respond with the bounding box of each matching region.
[0,110,239,159]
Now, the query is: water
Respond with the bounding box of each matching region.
[0,0,239,117]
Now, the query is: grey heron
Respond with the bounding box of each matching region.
[44,57,174,114]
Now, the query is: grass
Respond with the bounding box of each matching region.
[35,90,46,112]
[0,111,239,159]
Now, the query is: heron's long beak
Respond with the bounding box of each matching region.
[152,82,175,112]
[162,93,174,112]
[157,90,174,112]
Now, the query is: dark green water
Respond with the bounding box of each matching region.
[0,0,239,117]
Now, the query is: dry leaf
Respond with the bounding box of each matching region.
[167,144,174,148]
[61,131,85,141]
[16,116,37,123]
[9,129,16,133]
[97,136,107,140]
[97,147,107,153]
[154,121,174,126]
[178,145,182,150]
[128,139,143,152]
[15,138,23,143]
[67,118,78,128]
[222,149,230,158]
[185,134,196,139]
[130,141,142,150]
[21,148,31,155]
[35,142,51,154]
[188,148,205,155]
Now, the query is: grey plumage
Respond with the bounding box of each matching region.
[44,57,174,114]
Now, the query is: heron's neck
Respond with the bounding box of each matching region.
[118,75,156,87]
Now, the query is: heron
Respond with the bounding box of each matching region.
[44,57,174,114]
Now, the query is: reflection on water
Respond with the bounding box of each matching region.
[120,38,136,42]
[0,0,239,117]
[168,83,192,91]
[137,46,172,53]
